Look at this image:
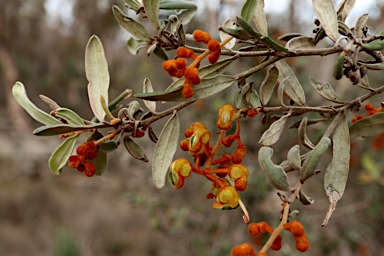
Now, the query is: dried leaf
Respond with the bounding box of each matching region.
[354,13,369,38]
[287,144,301,170]
[112,5,151,41]
[85,35,110,122]
[143,78,156,113]
[260,66,279,105]
[258,146,290,191]
[286,36,316,49]
[258,114,288,146]
[336,0,356,22]
[312,0,339,41]
[48,135,77,175]
[33,123,107,136]
[275,60,306,106]
[152,111,180,188]
[127,38,147,55]
[143,0,159,29]
[310,77,344,103]
[55,108,84,125]
[298,117,315,149]
[322,116,350,226]
[12,82,61,125]
[349,112,384,137]
[135,75,235,102]
[219,19,237,49]
[124,136,149,162]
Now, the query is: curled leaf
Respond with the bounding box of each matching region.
[124,136,149,162]
[336,0,356,22]
[354,13,369,38]
[152,111,180,188]
[298,117,315,149]
[219,19,237,49]
[258,114,288,146]
[48,136,78,175]
[287,144,301,170]
[260,66,279,105]
[143,78,156,113]
[299,190,315,205]
[310,77,344,103]
[349,112,384,137]
[127,38,148,55]
[159,1,197,25]
[286,36,316,50]
[312,0,339,42]
[12,82,61,125]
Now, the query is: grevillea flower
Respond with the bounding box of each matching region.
[168,158,192,189]
[212,186,240,209]
[217,104,235,130]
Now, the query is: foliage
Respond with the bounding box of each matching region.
[11,0,384,254]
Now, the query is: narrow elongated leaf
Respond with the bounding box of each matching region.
[278,33,302,41]
[252,0,268,35]
[349,112,384,137]
[55,108,84,125]
[33,123,108,136]
[298,117,315,149]
[260,66,279,105]
[143,0,159,29]
[48,136,77,175]
[259,115,288,146]
[336,0,356,22]
[152,112,180,188]
[322,116,350,226]
[241,0,256,22]
[258,146,290,191]
[135,75,235,102]
[112,5,151,41]
[127,38,148,55]
[275,60,306,106]
[310,77,344,103]
[143,78,156,113]
[354,13,369,38]
[124,136,149,162]
[286,36,316,49]
[287,144,301,170]
[85,35,110,122]
[166,56,237,91]
[159,1,197,25]
[312,0,339,41]
[12,82,61,125]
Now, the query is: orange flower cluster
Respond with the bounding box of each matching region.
[169,105,249,210]
[283,220,310,252]
[352,103,384,122]
[162,30,222,98]
[68,141,99,177]
[232,219,309,255]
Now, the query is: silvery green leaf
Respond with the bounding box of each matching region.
[241,0,268,35]
[220,26,252,40]
[99,141,118,152]
[127,38,148,55]
[336,0,356,22]
[349,112,384,137]
[219,18,237,49]
[322,116,350,226]
[33,123,108,136]
[152,111,180,188]
[143,78,156,113]
[250,89,261,108]
[90,150,108,176]
[287,144,301,170]
[159,1,197,25]
[166,56,237,91]
[39,94,60,111]
[143,0,160,29]
[153,45,168,60]
[124,136,149,162]
[312,0,339,41]
[48,135,77,175]
[286,36,316,49]
[55,108,84,125]
[123,0,141,11]
[275,60,306,106]
[112,5,151,41]
[354,13,369,38]
[259,65,279,105]
[12,82,61,125]
[298,117,315,149]
[258,146,290,191]
[135,75,235,102]
[258,114,288,146]
[85,35,110,122]
[309,77,344,103]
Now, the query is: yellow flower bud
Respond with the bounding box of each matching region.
[217,104,235,130]
[213,186,240,209]
[168,158,192,189]
[229,164,249,191]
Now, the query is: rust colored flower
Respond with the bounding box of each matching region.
[208,49,221,64]
[271,234,283,251]
[182,81,194,98]
[208,40,221,52]
[352,115,364,123]
[176,47,197,59]
[68,141,99,177]
[231,143,246,164]
[232,243,256,256]
[248,222,274,236]
[364,103,375,111]
[283,220,305,237]
[193,30,211,44]
[295,236,310,252]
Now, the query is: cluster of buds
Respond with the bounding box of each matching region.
[68,141,99,177]
[232,220,309,255]
[169,104,249,210]
[162,29,222,98]
[352,103,384,122]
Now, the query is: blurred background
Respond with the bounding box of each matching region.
[1,0,384,255]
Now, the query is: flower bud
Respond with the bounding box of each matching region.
[271,234,282,251]
[229,164,249,191]
[231,243,256,256]
[168,158,192,189]
[295,236,310,252]
[184,122,207,137]
[213,186,240,209]
[193,30,211,44]
[208,50,221,64]
[217,104,235,130]
[284,220,305,237]
[176,47,196,58]
[231,144,246,164]
[208,40,221,52]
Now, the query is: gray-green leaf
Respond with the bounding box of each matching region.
[349,112,384,137]
[33,123,108,136]
[127,38,148,55]
[275,60,306,106]
[259,66,279,105]
[112,5,151,41]
[287,144,301,170]
[310,77,344,103]
[55,108,84,125]
[336,0,356,22]
[12,82,61,125]
[143,0,160,30]
[354,13,369,38]
[143,78,156,113]
[159,1,197,25]
[286,36,316,50]
[48,136,78,175]
[258,114,288,146]
[124,136,149,162]
[312,0,339,41]
[322,115,350,226]
[85,35,110,122]
[152,111,180,188]
[298,117,315,149]
[90,150,108,176]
